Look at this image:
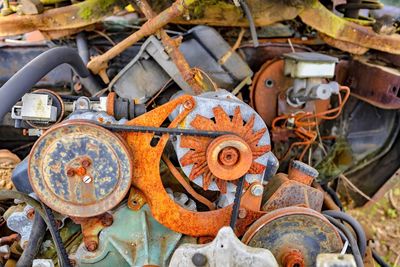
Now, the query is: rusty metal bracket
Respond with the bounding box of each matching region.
[299,1,400,55]
[71,212,113,252]
[124,94,266,237]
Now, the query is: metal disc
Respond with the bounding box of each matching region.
[242,207,342,267]
[28,120,132,217]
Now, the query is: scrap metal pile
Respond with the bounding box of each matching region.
[0,0,399,266]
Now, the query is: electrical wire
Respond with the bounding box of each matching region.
[324,214,364,267]
[239,0,259,47]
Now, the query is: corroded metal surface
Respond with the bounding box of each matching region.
[124,95,266,236]
[179,106,270,193]
[242,207,342,267]
[87,0,197,80]
[262,173,324,213]
[28,120,132,217]
[336,59,400,109]
[299,1,400,55]
[72,212,113,251]
[250,59,329,127]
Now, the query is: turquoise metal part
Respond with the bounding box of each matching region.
[75,203,183,267]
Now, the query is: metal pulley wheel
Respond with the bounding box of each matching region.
[28,120,132,217]
[242,207,342,267]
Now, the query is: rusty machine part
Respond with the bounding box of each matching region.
[250,59,330,126]
[172,90,277,208]
[336,58,400,109]
[123,94,269,237]
[262,161,324,212]
[179,107,270,193]
[28,120,132,217]
[242,207,343,267]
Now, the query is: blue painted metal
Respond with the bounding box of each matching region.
[28,120,132,217]
[75,203,184,267]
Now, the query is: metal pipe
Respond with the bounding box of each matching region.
[0,47,90,120]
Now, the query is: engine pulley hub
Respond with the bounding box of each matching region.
[28,120,132,217]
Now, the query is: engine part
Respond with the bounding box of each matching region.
[242,207,343,267]
[7,205,38,249]
[122,95,267,236]
[110,26,252,102]
[0,47,99,121]
[74,203,184,267]
[262,161,324,212]
[336,58,400,109]
[169,227,278,267]
[172,90,277,206]
[250,58,330,126]
[11,89,64,130]
[283,52,339,107]
[166,188,197,211]
[28,121,132,217]
[316,254,356,267]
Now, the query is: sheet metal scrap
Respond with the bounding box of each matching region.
[123,95,267,237]
[28,121,132,218]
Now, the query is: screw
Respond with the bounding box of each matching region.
[81,159,91,168]
[86,241,98,252]
[238,208,247,219]
[66,168,75,177]
[192,253,207,267]
[82,175,92,184]
[183,100,194,110]
[251,184,264,196]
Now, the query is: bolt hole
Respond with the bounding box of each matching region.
[132,200,138,205]
[293,264,300,267]
[150,135,161,147]
[220,244,224,248]
[265,79,274,88]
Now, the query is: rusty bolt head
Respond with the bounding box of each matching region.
[82,175,92,184]
[238,208,247,219]
[26,208,35,220]
[66,168,75,177]
[85,241,98,252]
[251,184,264,197]
[81,159,91,168]
[218,147,240,167]
[183,100,194,110]
[101,214,113,227]
[281,249,305,267]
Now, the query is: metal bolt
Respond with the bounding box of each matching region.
[82,175,92,184]
[66,168,75,177]
[183,100,194,110]
[192,253,207,267]
[81,159,91,168]
[86,241,98,252]
[238,208,247,219]
[251,184,264,196]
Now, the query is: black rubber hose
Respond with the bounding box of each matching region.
[324,214,364,267]
[16,211,47,267]
[0,47,90,120]
[323,210,367,258]
[372,249,390,267]
[240,0,259,47]
[321,183,344,210]
[76,32,90,65]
